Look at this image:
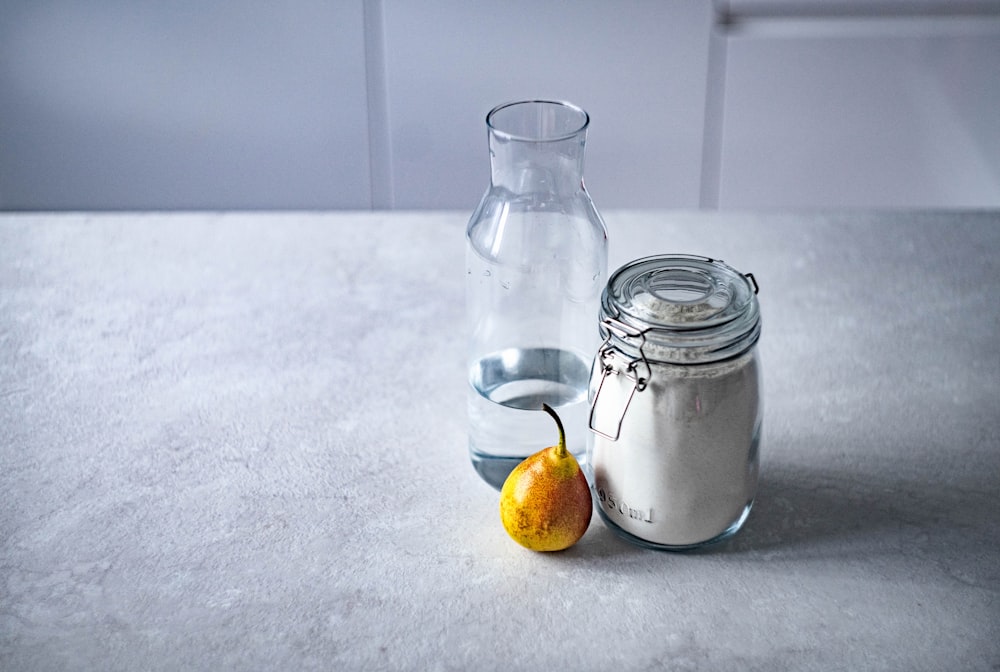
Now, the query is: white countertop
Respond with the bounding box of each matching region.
[1,210,998,670]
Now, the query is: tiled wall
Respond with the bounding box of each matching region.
[1,1,997,211]
[1,1,372,211]
[713,0,1000,208]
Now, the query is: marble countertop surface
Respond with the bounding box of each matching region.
[1,210,998,671]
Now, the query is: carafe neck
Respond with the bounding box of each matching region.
[489,132,587,197]
[484,100,591,199]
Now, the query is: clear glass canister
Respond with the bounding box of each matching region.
[466,100,608,490]
[587,255,762,550]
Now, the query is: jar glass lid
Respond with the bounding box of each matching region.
[600,254,761,363]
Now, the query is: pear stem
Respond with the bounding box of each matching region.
[542,403,567,458]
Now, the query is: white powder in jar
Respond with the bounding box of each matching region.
[589,348,761,548]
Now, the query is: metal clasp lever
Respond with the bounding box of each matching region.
[588,318,652,441]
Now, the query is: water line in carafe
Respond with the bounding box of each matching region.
[467,346,590,490]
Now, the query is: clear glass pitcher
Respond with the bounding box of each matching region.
[466,100,608,490]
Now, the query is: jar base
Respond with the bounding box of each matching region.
[595,499,754,551]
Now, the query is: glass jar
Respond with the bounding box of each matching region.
[587,255,762,549]
[466,100,608,490]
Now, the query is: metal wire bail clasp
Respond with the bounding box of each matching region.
[588,318,652,441]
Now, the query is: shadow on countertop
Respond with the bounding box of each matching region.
[725,460,999,563]
[556,458,999,574]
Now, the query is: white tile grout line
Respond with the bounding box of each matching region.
[363,0,393,210]
[699,13,729,209]
[725,0,1000,20]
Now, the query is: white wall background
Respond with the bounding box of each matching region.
[1,0,998,211]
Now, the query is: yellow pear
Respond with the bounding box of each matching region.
[499,403,593,551]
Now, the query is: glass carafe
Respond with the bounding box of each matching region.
[466,100,608,490]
